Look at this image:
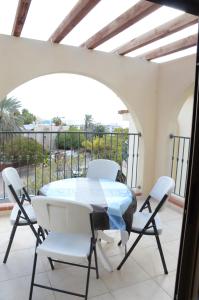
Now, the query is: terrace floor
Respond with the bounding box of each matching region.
[0,199,183,300]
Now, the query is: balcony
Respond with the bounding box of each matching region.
[0,130,141,204]
[0,196,182,299]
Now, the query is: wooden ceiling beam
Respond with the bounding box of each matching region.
[140,33,198,60]
[49,0,101,43]
[12,0,32,37]
[81,0,161,49]
[115,13,198,55]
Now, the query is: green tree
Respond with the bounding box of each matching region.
[56,126,85,149]
[93,124,106,137]
[84,114,93,131]
[21,109,36,125]
[52,117,62,126]
[0,97,23,131]
[3,136,46,165]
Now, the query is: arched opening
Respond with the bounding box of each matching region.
[171,94,193,198]
[1,73,143,201]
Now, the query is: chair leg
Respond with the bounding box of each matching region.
[117,233,143,270]
[3,224,18,263]
[29,251,38,300]
[93,245,99,279]
[85,253,92,300]
[39,229,54,270]
[118,240,122,246]
[155,234,168,274]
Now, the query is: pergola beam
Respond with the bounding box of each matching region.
[49,0,101,43]
[81,0,161,49]
[140,33,198,60]
[12,0,32,37]
[115,13,198,55]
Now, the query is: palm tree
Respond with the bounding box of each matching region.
[84,114,93,131]
[0,97,23,131]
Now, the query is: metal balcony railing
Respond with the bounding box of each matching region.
[0,131,141,203]
[170,134,191,198]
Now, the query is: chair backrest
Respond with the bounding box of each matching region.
[149,176,175,202]
[32,196,93,236]
[2,167,24,203]
[87,159,120,181]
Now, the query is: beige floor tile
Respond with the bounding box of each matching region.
[48,266,108,299]
[0,248,46,282]
[0,216,11,233]
[99,255,150,291]
[0,273,55,300]
[163,240,180,258]
[112,279,172,300]
[90,293,115,300]
[0,226,36,254]
[131,245,178,277]
[154,270,176,298]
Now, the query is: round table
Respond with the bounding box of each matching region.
[40,177,137,272]
[40,177,137,232]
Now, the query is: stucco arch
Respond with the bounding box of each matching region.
[0,34,161,193]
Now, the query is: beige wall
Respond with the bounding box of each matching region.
[155,55,195,180]
[0,34,196,195]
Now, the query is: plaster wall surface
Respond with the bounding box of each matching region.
[155,55,195,180]
[0,34,158,193]
[0,34,196,195]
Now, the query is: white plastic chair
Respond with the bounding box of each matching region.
[29,196,99,300]
[2,167,37,263]
[117,176,175,274]
[87,159,120,181]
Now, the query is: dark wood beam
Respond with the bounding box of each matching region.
[148,0,199,16]
[12,0,32,37]
[140,33,198,60]
[81,0,161,49]
[49,0,101,43]
[115,13,198,55]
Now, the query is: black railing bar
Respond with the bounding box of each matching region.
[135,135,140,188]
[77,132,80,173]
[103,132,106,159]
[116,133,119,162]
[49,132,52,182]
[0,131,141,136]
[84,132,87,173]
[70,134,73,178]
[171,136,176,178]
[131,134,136,188]
[110,133,113,160]
[175,138,181,194]
[26,133,30,192]
[179,138,186,196]
[170,134,190,140]
[34,133,37,195]
[63,132,66,179]
[126,135,130,185]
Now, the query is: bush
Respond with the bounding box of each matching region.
[56,127,85,150]
[3,136,46,165]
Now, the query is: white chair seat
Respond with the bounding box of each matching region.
[37,232,91,260]
[132,211,162,234]
[10,203,37,225]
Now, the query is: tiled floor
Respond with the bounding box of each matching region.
[0,200,183,300]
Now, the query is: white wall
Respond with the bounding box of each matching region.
[154,55,196,180]
[0,34,196,195]
[178,95,193,137]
